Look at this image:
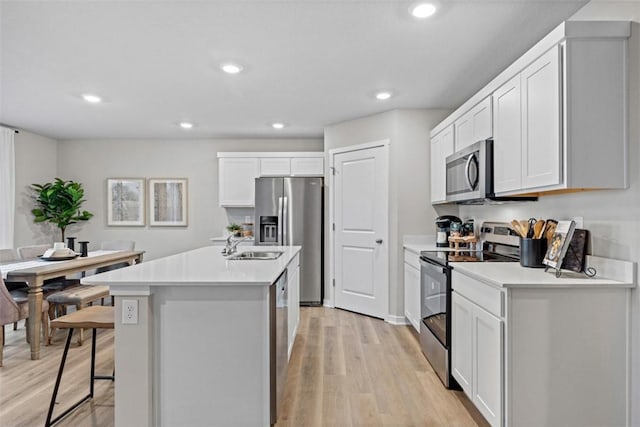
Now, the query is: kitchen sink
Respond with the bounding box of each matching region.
[227,251,284,260]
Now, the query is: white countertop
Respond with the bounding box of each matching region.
[82,245,301,287]
[451,261,636,289]
[210,236,255,242]
[403,235,441,253]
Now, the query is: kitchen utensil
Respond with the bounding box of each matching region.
[527,218,537,238]
[520,220,530,238]
[511,219,526,238]
[533,220,545,239]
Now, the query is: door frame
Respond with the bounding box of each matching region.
[327,139,390,318]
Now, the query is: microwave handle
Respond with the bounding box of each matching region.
[465,153,477,191]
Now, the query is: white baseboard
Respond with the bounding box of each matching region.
[385,314,410,325]
[323,299,334,308]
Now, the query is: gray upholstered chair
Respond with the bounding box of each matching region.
[16,244,51,260]
[1,277,49,366]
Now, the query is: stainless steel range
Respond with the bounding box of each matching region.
[419,222,520,388]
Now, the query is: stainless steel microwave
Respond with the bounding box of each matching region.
[445,139,493,203]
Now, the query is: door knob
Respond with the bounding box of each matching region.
[375,239,383,244]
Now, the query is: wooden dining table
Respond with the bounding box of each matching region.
[1,250,144,360]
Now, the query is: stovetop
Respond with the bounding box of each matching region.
[420,221,520,266]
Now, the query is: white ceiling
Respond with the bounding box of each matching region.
[0,0,588,140]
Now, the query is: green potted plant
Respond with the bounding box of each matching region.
[30,178,94,241]
[226,223,243,237]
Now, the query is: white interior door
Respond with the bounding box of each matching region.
[333,144,388,319]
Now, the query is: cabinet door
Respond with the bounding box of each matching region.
[291,157,324,176]
[451,292,473,397]
[521,45,562,190]
[473,305,503,427]
[260,158,291,176]
[455,97,492,151]
[430,125,454,203]
[218,158,259,207]
[403,262,421,332]
[287,260,300,359]
[493,74,523,193]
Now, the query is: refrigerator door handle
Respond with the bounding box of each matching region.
[277,196,284,245]
[282,196,289,246]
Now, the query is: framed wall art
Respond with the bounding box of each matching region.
[107,178,145,226]
[149,178,188,226]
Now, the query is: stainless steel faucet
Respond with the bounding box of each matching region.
[222,235,247,255]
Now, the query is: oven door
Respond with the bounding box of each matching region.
[420,258,449,346]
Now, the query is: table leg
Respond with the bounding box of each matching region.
[27,283,43,360]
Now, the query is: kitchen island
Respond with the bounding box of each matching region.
[82,245,301,427]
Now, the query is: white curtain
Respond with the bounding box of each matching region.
[0,126,15,250]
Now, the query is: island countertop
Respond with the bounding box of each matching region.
[81,245,301,287]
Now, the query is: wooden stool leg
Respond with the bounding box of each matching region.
[76,304,84,346]
[43,311,50,346]
[48,304,57,345]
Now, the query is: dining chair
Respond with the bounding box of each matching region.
[0,277,50,366]
[16,244,52,260]
[95,240,136,273]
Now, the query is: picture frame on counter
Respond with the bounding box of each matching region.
[149,178,188,226]
[106,178,145,226]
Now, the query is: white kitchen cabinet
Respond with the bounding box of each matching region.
[260,158,291,176]
[454,96,492,151]
[218,157,259,207]
[452,272,504,427]
[521,46,561,189]
[493,74,522,193]
[291,157,324,176]
[431,21,630,198]
[493,46,561,194]
[473,304,503,427]
[218,152,323,207]
[430,125,454,204]
[403,249,421,332]
[287,254,300,359]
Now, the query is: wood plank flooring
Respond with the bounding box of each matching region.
[0,307,488,427]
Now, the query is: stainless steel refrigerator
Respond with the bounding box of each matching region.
[255,177,323,305]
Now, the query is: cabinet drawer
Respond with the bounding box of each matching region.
[403,249,421,269]
[452,271,503,318]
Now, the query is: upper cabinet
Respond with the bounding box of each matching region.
[218,157,259,207]
[430,21,630,202]
[218,152,324,207]
[430,125,454,204]
[454,96,492,151]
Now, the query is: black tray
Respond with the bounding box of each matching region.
[39,254,78,261]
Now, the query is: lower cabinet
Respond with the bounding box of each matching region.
[403,249,421,332]
[287,254,300,359]
[452,272,503,427]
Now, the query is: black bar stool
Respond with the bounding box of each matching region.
[45,305,114,427]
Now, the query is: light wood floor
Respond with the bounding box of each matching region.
[0,307,488,427]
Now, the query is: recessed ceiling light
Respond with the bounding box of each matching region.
[375,91,393,100]
[82,94,102,103]
[220,62,243,74]
[409,2,437,19]
[179,122,194,129]
[272,122,285,129]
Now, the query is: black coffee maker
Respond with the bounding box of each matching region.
[435,215,462,247]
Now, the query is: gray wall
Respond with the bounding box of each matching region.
[14,130,59,246]
[324,108,452,320]
[14,134,322,260]
[461,3,640,424]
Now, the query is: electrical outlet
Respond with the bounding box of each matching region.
[122,300,138,324]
